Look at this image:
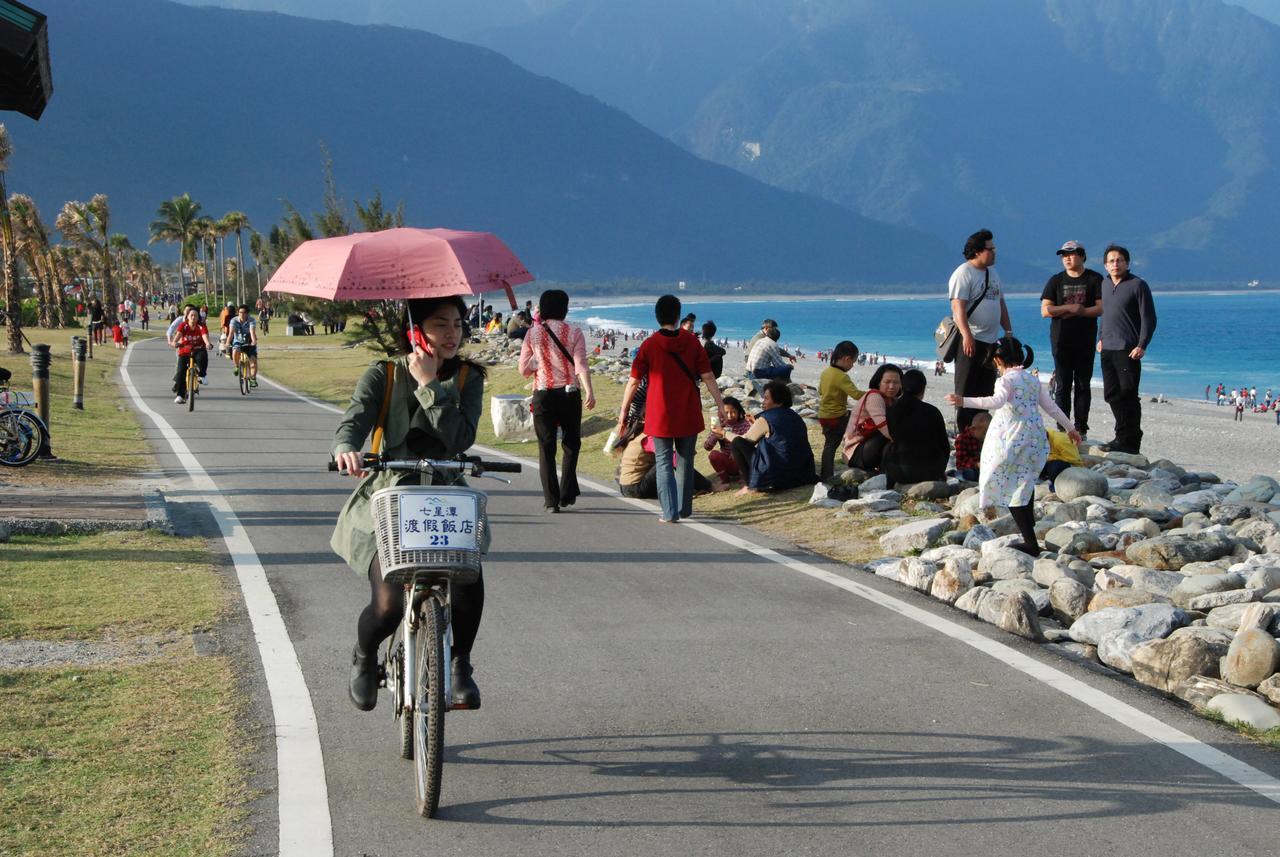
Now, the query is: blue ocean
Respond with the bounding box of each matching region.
[574,291,1280,401]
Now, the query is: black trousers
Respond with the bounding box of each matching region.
[730,436,757,485]
[819,412,850,482]
[1100,349,1143,452]
[531,387,582,508]
[953,340,998,432]
[172,349,208,396]
[849,431,889,473]
[1052,343,1095,434]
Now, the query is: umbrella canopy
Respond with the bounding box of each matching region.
[264,227,533,307]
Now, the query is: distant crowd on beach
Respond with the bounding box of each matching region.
[1209,383,1280,424]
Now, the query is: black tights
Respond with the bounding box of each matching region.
[1007,503,1039,554]
[356,556,485,663]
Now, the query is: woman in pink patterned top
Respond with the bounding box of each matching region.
[518,290,596,512]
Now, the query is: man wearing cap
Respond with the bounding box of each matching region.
[1097,244,1156,455]
[1040,241,1103,437]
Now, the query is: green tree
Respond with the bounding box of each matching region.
[56,194,118,327]
[248,229,265,299]
[8,193,68,328]
[148,193,202,301]
[108,233,134,304]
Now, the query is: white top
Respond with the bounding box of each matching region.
[948,262,1003,344]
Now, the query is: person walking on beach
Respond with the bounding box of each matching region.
[949,229,1012,432]
[1097,244,1157,455]
[616,295,729,523]
[519,290,595,513]
[1235,397,1245,422]
[1040,240,1102,437]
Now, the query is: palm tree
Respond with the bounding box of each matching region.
[221,211,250,305]
[56,194,117,327]
[9,193,65,328]
[248,229,265,300]
[149,193,202,302]
[0,124,23,353]
[195,216,217,306]
[109,233,134,304]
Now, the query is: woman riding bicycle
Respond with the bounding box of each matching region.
[332,295,488,712]
[171,306,211,404]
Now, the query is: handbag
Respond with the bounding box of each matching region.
[935,268,989,363]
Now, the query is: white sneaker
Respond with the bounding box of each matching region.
[200,376,208,385]
[174,395,186,404]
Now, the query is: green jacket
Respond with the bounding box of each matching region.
[330,356,487,575]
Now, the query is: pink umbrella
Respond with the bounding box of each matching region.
[264,227,533,308]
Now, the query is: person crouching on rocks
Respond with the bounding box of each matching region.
[945,336,1079,557]
[953,411,990,483]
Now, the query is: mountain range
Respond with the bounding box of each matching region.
[7,0,962,288]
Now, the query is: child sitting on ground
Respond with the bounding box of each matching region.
[953,411,990,482]
[702,397,752,484]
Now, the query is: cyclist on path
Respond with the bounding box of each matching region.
[228,304,260,387]
[332,296,489,712]
[171,306,211,404]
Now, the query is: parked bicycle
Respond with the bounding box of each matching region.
[328,452,521,817]
[0,385,48,467]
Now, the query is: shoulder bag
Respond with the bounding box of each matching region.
[935,268,989,363]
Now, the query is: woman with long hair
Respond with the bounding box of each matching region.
[331,296,489,711]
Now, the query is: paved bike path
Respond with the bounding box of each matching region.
[121,338,1280,857]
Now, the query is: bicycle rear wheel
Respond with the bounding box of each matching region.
[0,411,43,467]
[412,596,445,818]
[387,627,412,761]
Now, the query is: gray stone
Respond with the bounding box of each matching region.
[1098,629,1144,673]
[1068,603,1188,646]
[1055,467,1110,502]
[878,517,951,554]
[962,524,998,550]
[1089,588,1166,611]
[1170,489,1222,515]
[975,590,1043,640]
[1044,501,1089,525]
[978,546,1035,581]
[1044,522,1090,551]
[1125,533,1237,571]
[1131,635,1222,692]
[905,481,954,500]
[844,497,899,513]
[1245,567,1280,592]
[1186,589,1263,611]
[1209,503,1253,526]
[1180,561,1234,576]
[808,483,843,508]
[1104,451,1150,468]
[1224,475,1280,505]
[1121,566,1186,599]
[861,489,903,503]
[1205,603,1255,632]
[1032,558,1072,588]
[867,557,903,581]
[1237,603,1279,633]
[1174,675,1264,710]
[920,545,979,565]
[1053,641,1101,663]
[1108,477,1139,491]
[1171,573,1246,608]
[1130,482,1176,509]
[1049,578,1090,624]
[1258,673,1280,706]
[1117,517,1161,539]
[915,501,947,514]
[899,558,938,594]
[930,556,974,604]
[1060,531,1108,557]
[979,533,1027,556]
[1206,694,1280,730]
[1222,628,1280,688]
[860,474,889,492]
[954,586,992,616]
[840,467,871,486]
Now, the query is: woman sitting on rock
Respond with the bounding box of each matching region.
[882,368,950,487]
[945,336,1079,556]
[729,380,817,495]
[841,363,902,473]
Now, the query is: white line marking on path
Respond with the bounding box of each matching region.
[121,345,333,857]
[269,368,1280,805]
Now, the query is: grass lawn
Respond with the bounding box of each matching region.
[3,325,161,486]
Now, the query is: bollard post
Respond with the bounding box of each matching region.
[71,336,87,410]
[29,343,55,459]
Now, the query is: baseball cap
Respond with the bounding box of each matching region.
[1056,240,1085,256]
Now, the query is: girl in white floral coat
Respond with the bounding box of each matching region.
[946,336,1080,556]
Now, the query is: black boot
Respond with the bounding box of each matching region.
[451,658,481,710]
[349,645,379,711]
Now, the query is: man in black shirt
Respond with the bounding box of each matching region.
[1040,240,1102,437]
[1097,244,1157,454]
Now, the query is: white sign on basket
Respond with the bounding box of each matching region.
[398,491,478,551]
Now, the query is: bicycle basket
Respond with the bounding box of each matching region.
[371,486,486,585]
[0,389,34,407]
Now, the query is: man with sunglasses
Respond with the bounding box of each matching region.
[1040,240,1103,438]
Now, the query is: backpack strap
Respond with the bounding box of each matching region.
[370,360,396,455]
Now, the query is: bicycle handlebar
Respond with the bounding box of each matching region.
[328,453,522,478]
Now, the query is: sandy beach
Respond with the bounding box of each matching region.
[582,325,1277,487]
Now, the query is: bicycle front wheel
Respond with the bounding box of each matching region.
[0,411,43,467]
[239,355,249,396]
[187,358,197,412]
[412,596,445,818]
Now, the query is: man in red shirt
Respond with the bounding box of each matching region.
[171,306,211,403]
[616,295,729,523]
